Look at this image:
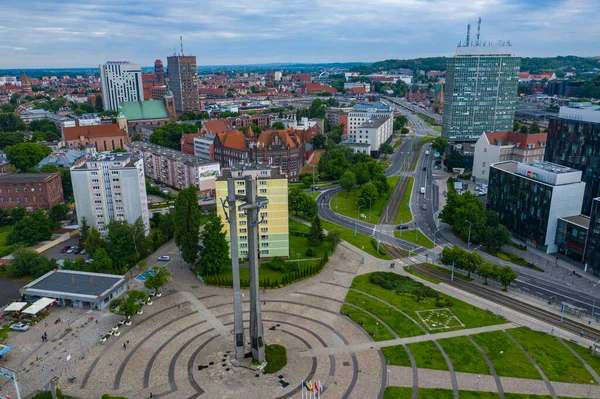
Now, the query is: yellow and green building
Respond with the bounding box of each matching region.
[216,164,289,259]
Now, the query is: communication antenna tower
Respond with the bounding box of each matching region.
[180,36,184,56]
[476,17,482,46]
[466,24,471,46]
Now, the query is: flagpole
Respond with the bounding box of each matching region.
[301,380,304,399]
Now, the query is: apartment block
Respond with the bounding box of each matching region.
[216,164,288,259]
[126,141,220,199]
[71,152,149,236]
[99,61,143,111]
[344,103,393,156]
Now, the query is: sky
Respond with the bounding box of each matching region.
[0,0,599,68]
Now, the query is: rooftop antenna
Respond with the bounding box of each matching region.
[466,24,471,47]
[180,36,184,56]
[476,17,482,46]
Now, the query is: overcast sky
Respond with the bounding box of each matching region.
[0,0,598,68]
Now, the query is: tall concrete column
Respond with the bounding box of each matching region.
[226,178,245,360]
[245,176,265,361]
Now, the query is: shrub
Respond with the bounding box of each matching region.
[306,248,317,257]
[267,256,286,272]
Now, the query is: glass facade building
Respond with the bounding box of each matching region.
[442,46,520,142]
[583,198,600,276]
[555,215,589,262]
[545,104,600,216]
[487,161,585,253]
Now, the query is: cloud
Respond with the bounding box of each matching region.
[0,0,598,67]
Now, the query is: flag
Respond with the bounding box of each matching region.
[306,380,312,393]
[313,381,320,392]
[302,380,310,392]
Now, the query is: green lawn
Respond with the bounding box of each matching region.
[406,341,448,371]
[383,387,412,399]
[565,341,600,376]
[321,220,391,260]
[345,290,424,337]
[384,388,503,399]
[459,392,500,399]
[331,176,400,224]
[393,140,402,149]
[509,327,593,384]
[394,229,434,248]
[438,336,490,374]
[471,330,541,380]
[264,344,287,373]
[340,304,395,341]
[350,274,504,330]
[381,345,411,367]
[289,218,310,234]
[482,249,530,268]
[395,177,414,224]
[289,232,333,260]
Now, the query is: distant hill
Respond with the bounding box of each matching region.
[350,56,600,75]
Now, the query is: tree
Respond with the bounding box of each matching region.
[158,212,175,239]
[0,132,25,150]
[431,137,448,155]
[308,215,325,246]
[85,228,105,257]
[272,121,285,129]
[339,171,356,194]
[496,265,518,291]
[311,133,327,149]
[110,290,147,319]
[6,142,52,172]
[110,147,127,153]
[150,122,197,150]
[513,121,521,132]
[60,169,73,202]
[8,212,52,246]
[198,215,230,274]
[49,203,69,223]
[301,175,313,189]
[107,218,147,270]
[95,94,104,112]
[483,224,511,250]
[519,124,529,134]
[400,127,409,136]
[144,266,171,294]
[174,186,201,264]
[444,150,465,171]
[359,183,379,208]
[353,163,371,186]
[0,113,24,133]
[39,164,59,173]
[464,251,483,278]
[6,248,44,277]
[92,248,113,273]
[478,262,497,285]
[326,230,341,248]
[78,216,90,248]
[380,143,394,155]
[10,205,26,223]
[529,122,541,134]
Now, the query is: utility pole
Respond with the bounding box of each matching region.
[223,179,245,359]
[466,220,473,248]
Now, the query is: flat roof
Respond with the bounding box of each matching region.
[22,270,125,297]
[560,215,590,229]
[361,116,390,129]
[491,161,518,173]
[218,163,287,180]
[127,141,218,167]
[0,173,57,184]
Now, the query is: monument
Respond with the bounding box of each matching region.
[223,176,267,361]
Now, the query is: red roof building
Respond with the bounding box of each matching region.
[304,83,336,95]
[63,124,129,151]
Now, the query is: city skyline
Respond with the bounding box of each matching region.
[1,0,599,68]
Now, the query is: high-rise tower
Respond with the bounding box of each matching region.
[99,61,143,111]
[442,22,520,142]
[167,51,199,113]
[154,59,165,85]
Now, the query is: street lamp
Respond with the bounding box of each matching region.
[591,280,600,320]
[432,228,441,264]
[355,205,364,237]
[297,253,300,270]
[588,380,594,399]
[465,220,473,248]
[407,249,414,271]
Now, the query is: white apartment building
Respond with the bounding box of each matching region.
[71,152,149,236]
[473,131,547,184]
[99,62,143,111]
[193,134,215,161]
[345,104,394,156]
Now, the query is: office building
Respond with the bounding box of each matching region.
[473,131,547,183]
[0,173,64,210]
[487,161,585,253]
[442,46,520,142]
[167,55,199,112]
[71,152,149,236]
[345,103,394,156]
[99,62,143,111]
[545,103,600,216]
[582,198,600,276]
[127,141,220,199]
[216,164,288,259]
[154,59,165,85]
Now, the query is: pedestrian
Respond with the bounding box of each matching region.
[41,335,45,343]
[150,393,153,398]
[589,318,592,325]
[126,340,129,345]
[551,327,554,335]
[44,321,48,327]
[123,342,126,350]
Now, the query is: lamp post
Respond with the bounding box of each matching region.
[297,253,300,270]
[432,228,441,264]
[588,380,594,399]
[355,205,364,237]
[407,249,414,271]
[465,220,473,248]
[591,280,600,320]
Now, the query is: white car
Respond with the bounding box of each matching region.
[10,322,29,332]
[158,255,171,261]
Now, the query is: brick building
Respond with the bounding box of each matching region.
[63,124,129,151]
[0,173,64,210]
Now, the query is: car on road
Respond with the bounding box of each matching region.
[85,259,93,265]
[396,224,409,230]
[10,323,29,332]
[422,167,426,171]
[66,246,77,254]
[162,190,169,195]
[425,150,430,155]
[422,204,427,210]
[158,255,171,261]
[60,246,71,253]
[420,187,425,194]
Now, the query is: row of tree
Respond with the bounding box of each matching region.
[149,122,198,150]
[441,245,518,290]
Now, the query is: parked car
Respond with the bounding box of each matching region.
[158,255,171,261]
[396,224,409,230]
[72,247,82,254]
[203,197,213,202]
[422,167,426,171]
[85,259,93,265]
[67,246,78,254]
[422,204,427,210]
[60,246,71,253]
[10,323,29,332]
[80,249,86,255]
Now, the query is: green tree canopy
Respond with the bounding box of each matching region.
[92,248,113,273]
[198,214,230,274]
[431,137,448,154]
[49,203,69,223]
[110,290,147,319]
[6,248,55,278]
[85,228,105,257]
[496,265,518,291]
[174,186,201,263]
[311,133,327,149]
[150,122,198,150]
[7,142,52,172]
[144,266,171,294]
[339,171,357,194]
[308,215,324,246]
[0,113,25,132]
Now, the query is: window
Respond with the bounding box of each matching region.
[260,212,267,217]
[484,148,487,153]
[261,250,269,255]
[259,180,267,185]
[240,243,248,248]
[239,228,247,233]
[259,189,267,194]
[261,227,268,232]
[261,242,268,247]
[240,220,246,225]
[241,250,248,255]
[261,235,268,240]
[240,235,247,241]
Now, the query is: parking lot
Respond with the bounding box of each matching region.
[42,237,89,261]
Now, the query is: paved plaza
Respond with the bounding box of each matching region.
[2,240,600,399]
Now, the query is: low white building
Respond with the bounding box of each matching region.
[345,103,394,156]
[71,152,149,236]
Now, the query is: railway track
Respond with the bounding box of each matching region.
[411,263,600,341]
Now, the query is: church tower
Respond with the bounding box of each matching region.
[163,85,177,121]
[116,106,128,134]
